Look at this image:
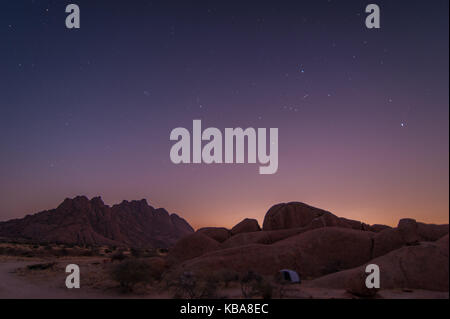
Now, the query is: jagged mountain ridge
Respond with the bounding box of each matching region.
[0,196,194,248]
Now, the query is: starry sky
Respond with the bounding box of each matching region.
[0,0,448,229]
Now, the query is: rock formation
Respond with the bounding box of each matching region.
[166,202,449,294]
[0,196,194,248]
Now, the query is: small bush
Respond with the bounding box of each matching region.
[158,248,169,255]
[217,269,239,287]
[130,248,142,258]
[143,249,158,258]
[55,248,69,257]
[90,247,100,255]
[171,272,219,299]
[173,272,197,298]
[111,251,127,262]
[81,250,94,257]
[253,280,274,299]
[198,275,219,299]
[273,272,291,298]
[27,262,56,270]
[239,271,263,299]
[111,259,152,292]
[2,247,28,257]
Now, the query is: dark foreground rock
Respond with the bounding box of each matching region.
[306,234,449,293]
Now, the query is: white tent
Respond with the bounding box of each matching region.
[280,269,300,283]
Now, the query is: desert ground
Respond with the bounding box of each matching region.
[0,241,447,299]
[0,202,448,299]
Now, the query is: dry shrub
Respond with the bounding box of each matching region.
[171,272,219,299]
[111,259,152,292]
[217,269,239,288]
[27,262,56,270]
[111,251,127,262]
[239,270,274,299]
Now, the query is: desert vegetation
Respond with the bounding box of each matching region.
[111,259,156,292]
[0,238,163,260]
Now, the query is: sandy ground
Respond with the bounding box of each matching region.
[0,260,112,299]
[0,258,448,299]
[0,257,172,299]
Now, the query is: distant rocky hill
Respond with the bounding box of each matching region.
[0,196,194,248]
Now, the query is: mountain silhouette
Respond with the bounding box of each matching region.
[0,196,193,248]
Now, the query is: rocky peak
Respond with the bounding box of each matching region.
[0,196,194,248]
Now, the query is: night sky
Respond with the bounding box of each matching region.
[0,0,448,229]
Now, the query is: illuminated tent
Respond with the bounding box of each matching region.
[279,269,301,283]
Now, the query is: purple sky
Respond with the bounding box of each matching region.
[0,0,448,229]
